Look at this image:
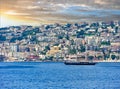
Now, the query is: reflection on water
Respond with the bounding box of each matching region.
[0,62,120,89]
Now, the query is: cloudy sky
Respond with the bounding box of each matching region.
[0,0,120,27]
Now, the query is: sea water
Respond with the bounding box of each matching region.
[0,62,120,89]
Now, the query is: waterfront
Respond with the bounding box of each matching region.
[0,62,120,89]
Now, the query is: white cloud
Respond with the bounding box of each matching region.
[94,0,107,5]
[27,6,40,9]
[56,4,70,8]
[0,0,120,26]
[5,10,30,16]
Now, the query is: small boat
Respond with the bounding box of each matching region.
[64,61,97,65]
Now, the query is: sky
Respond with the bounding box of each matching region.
[0,0,120,27]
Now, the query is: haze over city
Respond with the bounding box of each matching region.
[0,0,120,27]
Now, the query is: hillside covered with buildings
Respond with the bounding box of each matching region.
[0,21,120,62]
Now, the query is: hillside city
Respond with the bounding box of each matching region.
[0,21,120,62]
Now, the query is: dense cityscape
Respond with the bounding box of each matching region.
[0,21,120,62]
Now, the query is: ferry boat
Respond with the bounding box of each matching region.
[64,61,97,65]
[64,54,97,65]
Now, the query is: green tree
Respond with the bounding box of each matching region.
[76,30,85,38]
[40,50,46,55]
[70,40,75,45]
[68,47,77,54]
[101,41,111,45]
[10,37,16,43]
[97,56,103,60]
[65,34,69,40]
[48,56,54,61]
[45,45,50,50]
[111,55,116,60]
[58,35,63,39]
[0,36,6,41]
[88,56,94,60]
[53,43,59,46]
[80,45,86,52]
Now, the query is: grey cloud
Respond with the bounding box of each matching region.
[0,0,120,24]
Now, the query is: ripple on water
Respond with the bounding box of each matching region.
[0,62,120,89]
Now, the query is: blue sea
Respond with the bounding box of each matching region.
[0,62,120,89]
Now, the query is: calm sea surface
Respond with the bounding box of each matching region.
[0,62,120,89]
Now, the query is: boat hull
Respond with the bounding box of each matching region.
[64,61,96,65]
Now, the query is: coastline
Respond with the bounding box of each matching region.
[2,60,120,63]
